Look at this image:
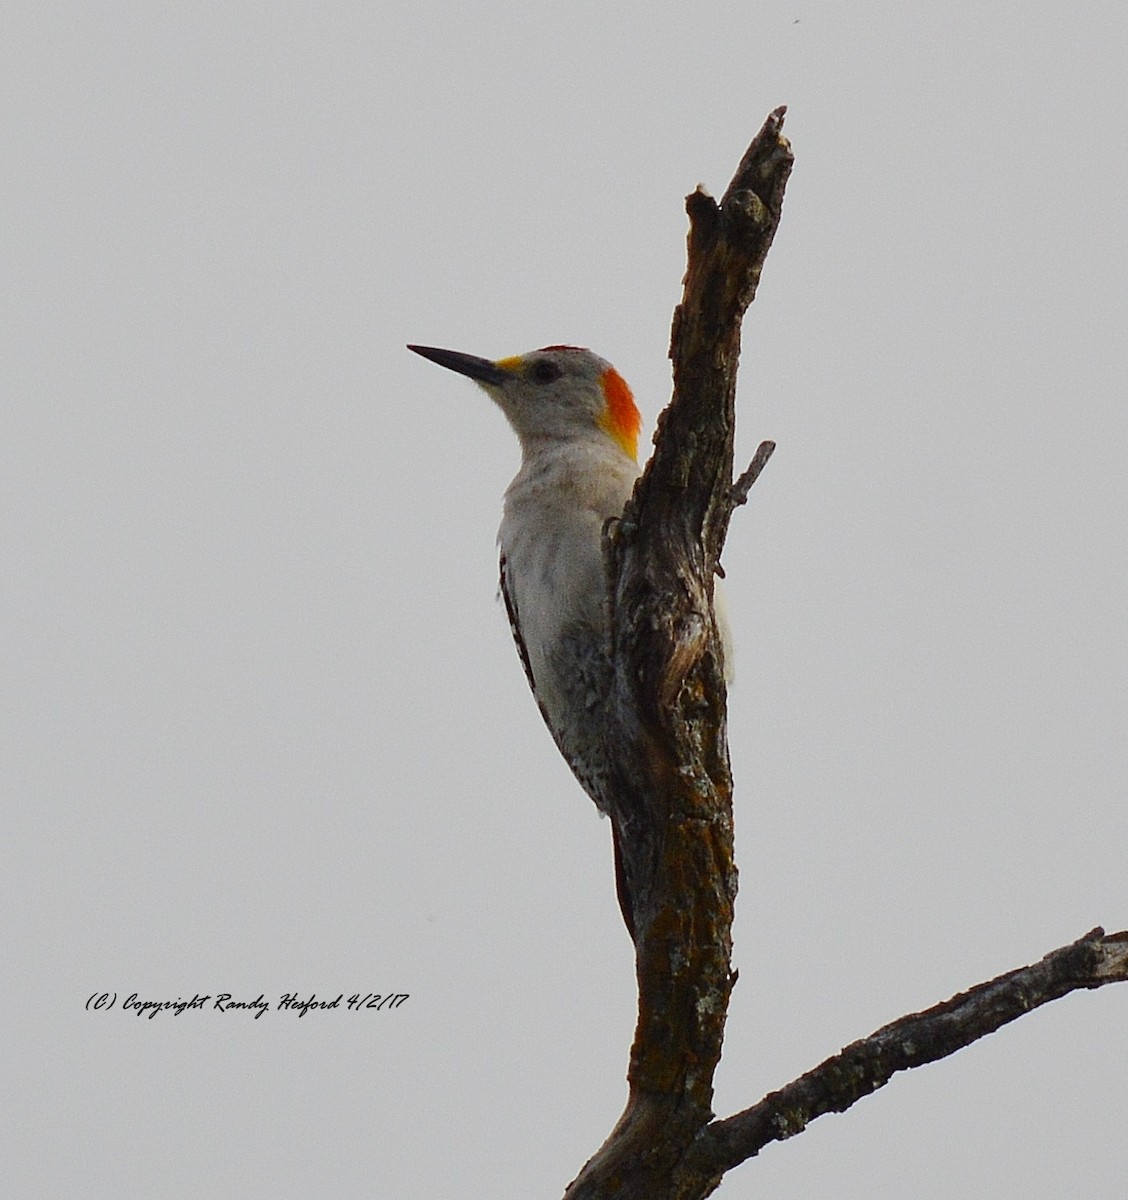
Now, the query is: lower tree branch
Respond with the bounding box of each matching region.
[685,927,1128,1181]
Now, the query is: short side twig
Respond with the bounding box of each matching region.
[730,440,776,509]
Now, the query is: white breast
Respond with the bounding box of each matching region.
[496,439,640,805]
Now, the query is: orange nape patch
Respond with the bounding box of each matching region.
[598,367,641,461]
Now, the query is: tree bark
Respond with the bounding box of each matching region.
[562,110,1127,1200]
[565,106,792,1200]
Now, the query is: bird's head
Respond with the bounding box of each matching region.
[408,343,641,461]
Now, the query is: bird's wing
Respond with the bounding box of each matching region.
[499,552,538,696]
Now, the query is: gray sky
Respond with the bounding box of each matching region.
[5,3,1126,1196]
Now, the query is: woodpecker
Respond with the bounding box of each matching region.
[408,344,640,817]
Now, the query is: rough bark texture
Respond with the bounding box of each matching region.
[560,112,1126,1200]
[564,106,793,1200]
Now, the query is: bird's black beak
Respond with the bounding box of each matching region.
[407,345,509,386]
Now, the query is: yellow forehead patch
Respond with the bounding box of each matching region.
[495,355,523,372]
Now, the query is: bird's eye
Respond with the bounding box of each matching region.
[530,360,562,384]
